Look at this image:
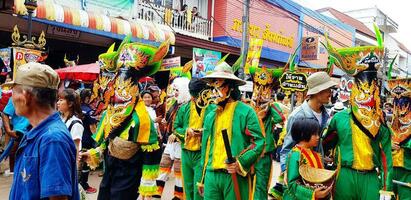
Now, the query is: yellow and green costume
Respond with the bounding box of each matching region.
[387,78,411,200]
[283,146,324,200]
[199,101,265,200]
[173,100,215,200]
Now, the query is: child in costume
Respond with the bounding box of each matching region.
[155,77,191,200]
[387,78,411,200]
[249,66,285,199]
[173,78,216,200]
[322,25,393,200]
[81,38,169,200]
[283,118,333,200]
[198,62,265,200]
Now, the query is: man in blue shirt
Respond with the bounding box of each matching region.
[4,62,79,200]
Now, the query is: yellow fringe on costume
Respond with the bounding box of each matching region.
[141,143,160,152]
[139,185,158,196]
[142,168,160,180]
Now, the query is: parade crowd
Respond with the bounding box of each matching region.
[0,26,410,200]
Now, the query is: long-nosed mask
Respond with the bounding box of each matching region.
[388,78,411,144]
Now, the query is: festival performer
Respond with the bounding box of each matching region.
[172,78,216,200]
[249,66,285,199]
[283,118,334,200]
[198,62,265,200]
[155,76,191,200]
[387,78,411,199]
[80,38,169,200]
[322,25,394,200]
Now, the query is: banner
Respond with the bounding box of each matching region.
[192,48,221,78]
[245,38,263,74]
[53,0,134,18]
[0,48,12,72]
[279,72,308,92]
[161,57,181,70]
[301,36,320,60]
[12,47,44,78]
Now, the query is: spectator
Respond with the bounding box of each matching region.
[2,97,31,176]
[192,6,199,17]
[5,62,79,199]
[79,88,98,194]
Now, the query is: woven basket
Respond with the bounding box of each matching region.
[108,137,139,160]
[299,164,337,188]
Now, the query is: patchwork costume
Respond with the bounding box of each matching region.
[387,78,411,200]
[199,62,265,200]
[323,25,394,200]
[85,38,169,200]
[249,66,285,199]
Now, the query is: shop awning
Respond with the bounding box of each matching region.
[55,63,99,82]
[14,0,175,45]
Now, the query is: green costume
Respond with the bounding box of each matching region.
[254,105,284,200]
[173,100,215,200]
[323,109,393,200]
[199,101,265,200]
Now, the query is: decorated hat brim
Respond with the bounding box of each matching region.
[202,71,246,86]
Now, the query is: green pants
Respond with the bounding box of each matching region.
[334,167,380,200]
[254,153,272,200]
[181,149,203,200]
[204,170,250,200]
[393,167,411,200]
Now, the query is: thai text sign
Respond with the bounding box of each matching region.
[279,72,307,92]
[301,36,320,60]
[245,38,263,74]
[231,19,294,48]
[161,57,181,70]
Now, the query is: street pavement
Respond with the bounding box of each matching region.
[0,160,281,200]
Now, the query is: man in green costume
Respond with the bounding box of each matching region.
[249,66,285,199]
[387,78,411,200]
[173,78,216,200]
[323,25,394,200]
[198,62,265,200]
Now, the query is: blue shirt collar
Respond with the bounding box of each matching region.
[25,112,61,140]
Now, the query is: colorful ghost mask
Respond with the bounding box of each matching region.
[338,75,354,103]
[100,39,169,136]
[249,66,283,116]
[325,24,384,138]
[387,78,411,144]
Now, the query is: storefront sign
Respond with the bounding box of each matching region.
[231,19,294,48]
[279,72,307,92]
[245,38,263,74]
[12,47,44,78]
[47,25,80,38]
[192,48,221,78]
[161,56,181,70]
[0,48,12,72]
[301,36,320,60]
[53,0,133,18]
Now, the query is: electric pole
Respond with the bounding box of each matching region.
[238,0,250,80]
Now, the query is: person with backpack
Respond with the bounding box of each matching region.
[79,88,98,194]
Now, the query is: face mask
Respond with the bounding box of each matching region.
[251,68,274,118]
[350,71,382,137]
[208,79,231,105]
[388,78,411,143]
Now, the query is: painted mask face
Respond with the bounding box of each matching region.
[251,68,274,116]
[388,79,411,143]
[208,79,231,105]
[350,72,382,137]
[338,75,354,103]
[105,69,139,133]
[90,71,116,116]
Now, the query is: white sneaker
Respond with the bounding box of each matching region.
[4,169,14,177]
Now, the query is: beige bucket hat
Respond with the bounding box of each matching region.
[202,62,246,86]
[307,71,337,95]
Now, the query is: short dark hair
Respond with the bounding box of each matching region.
[80,88,92,103]
[277,92,285,101]
[291,118,320,143]
[23,86,58,109]
[189,78,207,98]
[226,80,241,101]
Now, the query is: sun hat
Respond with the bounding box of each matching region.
[2,62,60,90]
[332,101,346,111]
[202,62,246,86]
[306,71,337,95]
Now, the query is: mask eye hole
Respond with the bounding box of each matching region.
[347,81,353,91]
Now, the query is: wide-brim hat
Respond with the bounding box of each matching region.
[333,101,346,111]
[202,62,246,86]
[299,164,337,187]
[307,71,337,95]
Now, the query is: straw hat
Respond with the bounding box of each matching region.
[299,164,337,188]
[306,71,337,95]
[202,62,246,86]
